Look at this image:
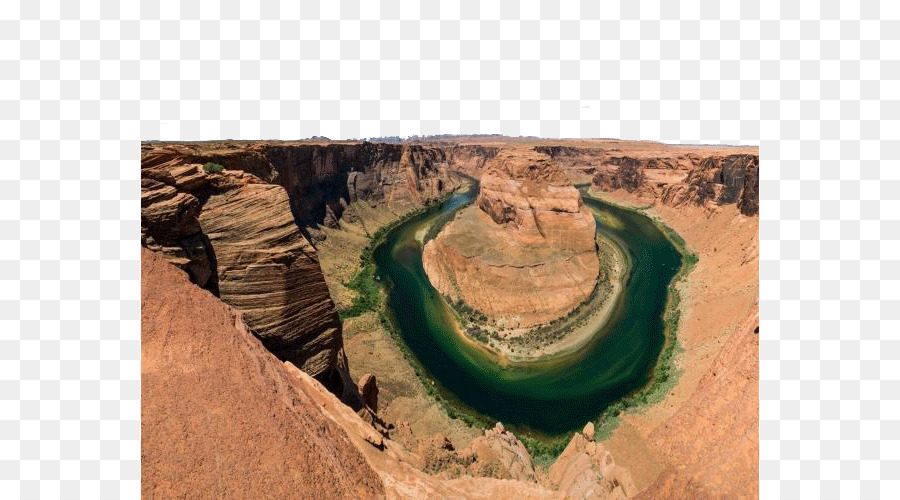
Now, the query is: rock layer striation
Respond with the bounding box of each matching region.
[423,149,599,328]
[140,248,385,498]
[140,141,479,400]
[584,147,760,216]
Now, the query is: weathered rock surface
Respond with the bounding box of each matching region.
[592,156,650,194]
[444,144,500,178]
[142,138,758,499]
[407,422,536,482]
[636,306,759,499]
[140,154,354,399]
[658,154,760,215]
[358,373,379,413]
[141,248,384,499]
[140,140,480,401]
[464,422,536,481]
[586,147,761,216]
[423,149,599,327]
[549,425,638,500]
[173,141,467,226]
[199,181,347,385]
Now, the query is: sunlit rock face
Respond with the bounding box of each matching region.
[139,141,489,401]
[423,149,599,328]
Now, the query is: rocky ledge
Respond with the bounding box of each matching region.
[423,149,599,328]
[588,149,760,216]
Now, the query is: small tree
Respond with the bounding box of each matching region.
[203,162,224,173]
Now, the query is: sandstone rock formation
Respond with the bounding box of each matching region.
[201,181,348,381]
[592,156,649,194]
[636,306,759,499]
[141,248,384,498]
[140,140,478,401]
[407,422,536,482]
[549,423,638,499]
[586,147,761,216]
[423,149,599,327]
[358,373,379,413]
[444,144,500,178]
[140,156,354,399]
[659,154,760,215]
[178,141,466,225]
[464,422,536,481]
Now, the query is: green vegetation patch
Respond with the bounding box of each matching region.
[338,196,451,320]
[203,162,224,173]
[339,262,380,320]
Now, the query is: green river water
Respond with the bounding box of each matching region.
[372,185,682,437]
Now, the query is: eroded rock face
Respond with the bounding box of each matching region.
[408,422,536,482]
[549,425,638,500]
[140,148,353,401]
[589,150,760,216]
[444,144,500,178]
[142,248,557,498]
[592,156,649,193]
[179,142,467,227]
[358,373,378,413]
[637,307,760,499]
[198,182,346,383]
[659,154,760,215]
[141,249,385,499]
[140,141,484,401]
[423,149,599,327]
[464,422,536,481]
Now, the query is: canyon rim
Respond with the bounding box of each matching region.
[141,136,759,498]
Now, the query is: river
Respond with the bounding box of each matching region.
[372,184,682,437]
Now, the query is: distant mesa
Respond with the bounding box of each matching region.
[423,149,599,328]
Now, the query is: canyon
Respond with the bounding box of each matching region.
[141,137,759,498]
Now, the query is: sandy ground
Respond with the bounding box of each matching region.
[589,188,759,498]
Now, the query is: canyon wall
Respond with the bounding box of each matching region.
[170,142,469,228]
[140,141,479,400]
[558,143,760,215]
[141,150,354,398]
[141,248,385,499]
[586,156,759,498]
[423,149,599,328]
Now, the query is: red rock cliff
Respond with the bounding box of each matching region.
[140,248,385,498]
[140,141,485,400]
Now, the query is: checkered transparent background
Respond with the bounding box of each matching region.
[1,0,896,498]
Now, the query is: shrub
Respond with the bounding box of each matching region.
[339,263,381,319]
[203,162,224,173]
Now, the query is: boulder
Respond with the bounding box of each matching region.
[358,373,379,412]
[549,432,637,499]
